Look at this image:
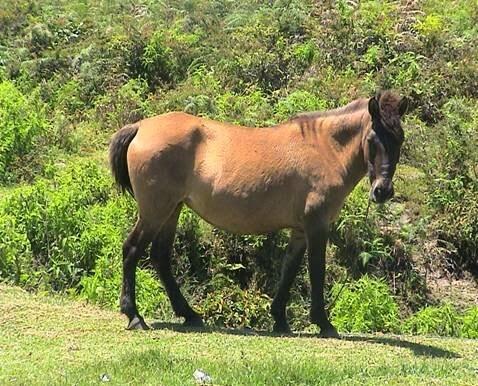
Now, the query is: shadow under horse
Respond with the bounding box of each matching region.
[149,321,459,359]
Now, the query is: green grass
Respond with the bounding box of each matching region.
[1,285,477,385]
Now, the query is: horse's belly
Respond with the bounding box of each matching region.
[184,190,300,234]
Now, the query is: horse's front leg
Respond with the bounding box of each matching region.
[305,221,339,338]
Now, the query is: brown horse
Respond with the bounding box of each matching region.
[109,90,408,337]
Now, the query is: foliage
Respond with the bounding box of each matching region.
[274,90,328,122]
[332,182,393,270]
[330,276,400,333]
[426,98,478,272]
[404,304,463,337]
[199,278,272,329]
[0,81,47,183]
[0,160,134,290]
[0,214,32,283]
[461,306,478,339]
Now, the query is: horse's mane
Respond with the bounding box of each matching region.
[286,91,404,142]
[288,98,369,123]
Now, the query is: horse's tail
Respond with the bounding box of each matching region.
[109,123,139,197]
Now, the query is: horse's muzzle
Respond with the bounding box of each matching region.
[370,180,394,204]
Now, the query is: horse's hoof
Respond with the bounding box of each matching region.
[319,327,340,339]
[126,315,149,330]
[273,322,291,335]
[184,315,204,328]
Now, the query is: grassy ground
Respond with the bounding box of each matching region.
[1,284,477,386]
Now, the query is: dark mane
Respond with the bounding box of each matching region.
[376,90,405,143]
[288,98,369,123]
[286,90,405,143]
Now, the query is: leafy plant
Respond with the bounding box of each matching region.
[404,303,463,337]
[0,80,47,183]
[461,306,478,339]
[198,276,272,329]
[0,159,131,290]
[330,276,400,333]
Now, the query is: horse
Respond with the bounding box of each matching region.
[109,90,408,338]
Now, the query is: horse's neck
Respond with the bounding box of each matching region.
[321,110,369,190]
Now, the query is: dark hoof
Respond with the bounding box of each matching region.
[126,315,149,330]
[319,327,340,339]
[273,322,291,334]
[184,315,204,328]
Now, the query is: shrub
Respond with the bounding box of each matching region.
[215,89,273,126]
[274,90,328,122]
[92,78,153,134]
[332,182,394,270]
[0,80,47,183]
[198,276,272,329]
[0,214,32,285]
[404,303,463,337]
[461,306,478,339]
[0,159,131,290]
[152,68,221,116]
[427,98,478,272]
[141,30,176,88]
[330,276,400,333]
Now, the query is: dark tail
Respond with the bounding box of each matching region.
[109,123,139,197]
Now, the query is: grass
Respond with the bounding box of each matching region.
[1,284,477,385]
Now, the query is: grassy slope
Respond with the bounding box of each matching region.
[1,285,477,386]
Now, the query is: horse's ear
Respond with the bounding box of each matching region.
[398,97,408,116]
[368,96,380,119]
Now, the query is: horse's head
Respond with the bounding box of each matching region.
[364,91,408,204]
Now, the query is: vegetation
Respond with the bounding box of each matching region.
[2,285,478,386]
[0,0,477,337]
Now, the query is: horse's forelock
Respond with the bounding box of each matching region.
[377,91,404,142]
[378,91,401,117]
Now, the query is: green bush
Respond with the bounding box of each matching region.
[426,98,478,271]
[0,80,47,183]
[0,214,32,284]
[91,78,153,134]
[215,89,273,126]
[0,159,132,290]
[461,306,478,339]
[198,276,272,329]
[332,182,393,269]
[330,276,400,333]
[274,90,328,122]
[404,303,463,337]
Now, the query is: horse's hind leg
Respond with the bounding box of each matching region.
[120,219,153,330]
[270,231,306,333]
[150,204,204,327]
